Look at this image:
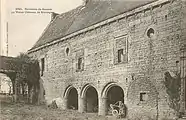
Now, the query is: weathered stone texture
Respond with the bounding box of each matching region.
[29,0,186,119]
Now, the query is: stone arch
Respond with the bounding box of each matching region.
[80,83,97,98]
[101,82,124,98]
[63,85,78,110]
[63,85,76,98]
[0,72,16,94]
[80,83,98,113]
[100,82,125,115]
[0,73,13,94]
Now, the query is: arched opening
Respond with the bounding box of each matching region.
[0,73,13,94]
[85,86,98,113]
[67,87,78,110]
[106,85,124,115]
[0,73,13,103]
[107,86,124,105]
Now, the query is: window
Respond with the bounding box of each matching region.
[165,15,168,21]
[76,57,84,71]
[78,57,82,70]
[66,47,70,56]
[147,28,155,38]
[76,49,84,72]
[114,36,128,64]
[140,92,148,101]
[41,58,45,76]
[118,49,124,63]
[43,90,45,95]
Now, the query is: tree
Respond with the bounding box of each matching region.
[164,71,181,116]
[14,53,40,104]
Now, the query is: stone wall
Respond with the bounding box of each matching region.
[28,0,186,119]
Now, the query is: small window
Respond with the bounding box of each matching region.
[140,92,148,101]
[78,58,82,70]
[118,49,124,63]
[41,58,45,76]
[147,28,155,38]
[165,15,168,21]
[66,48,70,56]
[77,57,84,71]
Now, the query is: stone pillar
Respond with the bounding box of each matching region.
[98,97,107,116]
[180,52,186,115]
[180,48,186,117]
[124,92,127,104]
[180,77,186,116]
[184,77,186,114]
[38,81,44,104]
[62,98,68,110]
[78,97,86,113]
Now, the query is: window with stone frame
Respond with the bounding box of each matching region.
[76,49,84,72]
[41,58,45,76]
[114,36,128,64]
[77,57,84,70]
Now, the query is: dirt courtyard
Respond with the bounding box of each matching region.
[0,100,122,120]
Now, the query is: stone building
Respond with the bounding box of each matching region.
[27,0,186,119]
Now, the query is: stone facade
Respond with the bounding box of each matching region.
[28,0,186,119]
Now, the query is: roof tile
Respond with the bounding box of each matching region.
[31,0,156,50]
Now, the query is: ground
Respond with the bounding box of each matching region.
[1,95,186,120]
[0,102,109,120]
[0,95,122,120]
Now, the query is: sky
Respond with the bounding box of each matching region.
[1,0,82,57]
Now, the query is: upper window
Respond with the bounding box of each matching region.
[76,57,84,72]
[114,36,128,64]
[78,57,83,70]
[76,49,84,72]
[118,49,124,63]
[66,47,70,56]
[147,28,155,38]
[165,15,168,21]
[41,58,45,76]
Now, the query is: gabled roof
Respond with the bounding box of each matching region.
[30,0,156,50]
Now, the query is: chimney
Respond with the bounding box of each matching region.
[82,0,90,6]
[51,12,59,21]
